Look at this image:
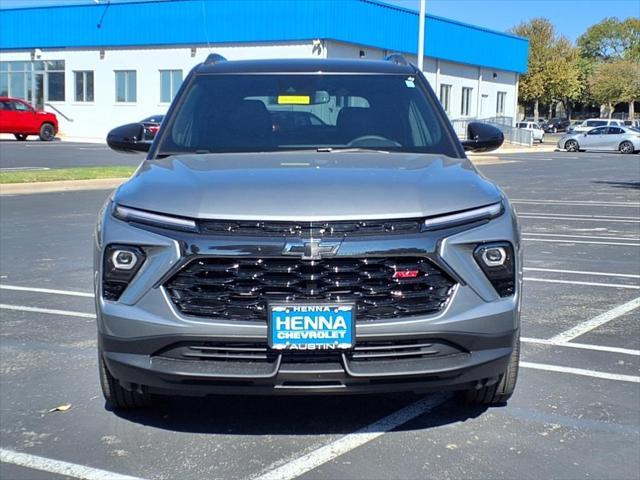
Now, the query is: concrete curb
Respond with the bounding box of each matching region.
[0,178,124,195]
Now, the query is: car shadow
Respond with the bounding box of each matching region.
[592,180,640,190]
[110,393,491,435]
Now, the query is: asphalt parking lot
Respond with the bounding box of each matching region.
[0,145,638,480]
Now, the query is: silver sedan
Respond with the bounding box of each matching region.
[558,125,640,154]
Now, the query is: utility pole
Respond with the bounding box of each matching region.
[417,0,426,71]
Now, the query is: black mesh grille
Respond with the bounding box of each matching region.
[164,257,455,322]
[199,219,423,237]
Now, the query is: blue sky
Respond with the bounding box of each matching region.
[1,0,638,42]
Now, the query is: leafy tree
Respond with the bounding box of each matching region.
[545,37,583,119]
[577,17,640,62]
[589,60,640,118]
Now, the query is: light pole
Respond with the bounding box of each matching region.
[417,0,426,71]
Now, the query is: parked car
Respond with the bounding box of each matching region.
[99,54,520,410]
[516,121,545,143]
[623,119,640,129]
[140,114,164,141]
[0,96,58,141]
[558,125,640,153]
[543,118,570,133]
[568,118,624,134]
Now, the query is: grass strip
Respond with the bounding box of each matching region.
[0,166,136,184]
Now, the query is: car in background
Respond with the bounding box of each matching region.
[623,119,640,129]
[140,114,164,141]
[568,118,624,134]
[0,96,58,141]
[558,125,640,154]
[543,118,570,133]
[516,121,544,143]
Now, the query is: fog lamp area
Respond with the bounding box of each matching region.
[473,242,515,297]
[102,244,146,301]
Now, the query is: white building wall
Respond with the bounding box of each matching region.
[0,42,318,139]
[1,39,519,139]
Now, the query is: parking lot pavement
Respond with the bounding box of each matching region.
[0,140,141,169]
[1,149,639,479]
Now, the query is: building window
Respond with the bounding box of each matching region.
[439,84,451,114]
[461,87,473,116]
[0,60,65,106]
[496,91,507,116]
[160,70,183,103]
[115,70,136,103]
[74,71,94,102]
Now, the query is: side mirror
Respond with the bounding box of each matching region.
[461,122,504,153]
[107,123,150,153]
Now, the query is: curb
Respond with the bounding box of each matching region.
[0,178,125,195]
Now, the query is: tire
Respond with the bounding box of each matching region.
[564,139,579,152]
[539,136,544,143]
[14,134,27,141]
[39,123,55,141]
[619,141,635,154]
[99,352,153,410]
[460,339,520,406]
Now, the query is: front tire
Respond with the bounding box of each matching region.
[39,123,55,141]
[99,352,153,410]
[14,134,27,141]
[619,141,635,154]
[564,139,579,152]
[460,339,520,406]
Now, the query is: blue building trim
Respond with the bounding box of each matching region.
[0,0,528,73]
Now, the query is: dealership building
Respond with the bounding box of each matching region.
[0,0,528,140]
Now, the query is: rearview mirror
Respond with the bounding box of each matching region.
[107,123,150,153]
[460,122,504,153]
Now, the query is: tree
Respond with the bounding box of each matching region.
[577,17,640,62]
[511,18,583,120]
[589,60,640,118]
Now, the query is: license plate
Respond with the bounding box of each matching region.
[269,304,354,351]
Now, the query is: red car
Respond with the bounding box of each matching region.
[0,97,58,141]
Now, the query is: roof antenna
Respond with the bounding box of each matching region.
[96,0,111,29]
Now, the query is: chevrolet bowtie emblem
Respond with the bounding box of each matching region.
[283,240,340,260]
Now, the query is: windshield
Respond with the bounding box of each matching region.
[154,74,458,157]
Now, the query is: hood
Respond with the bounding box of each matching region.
[115,152,502,221]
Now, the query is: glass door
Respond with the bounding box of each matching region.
[31,72,45,110]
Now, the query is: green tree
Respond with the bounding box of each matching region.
[577,17,640,62]
[545,37,583,119]
[589,60,640,118]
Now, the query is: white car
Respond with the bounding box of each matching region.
[516,121,544,143]
[624,119,640,129]
[558,125,640,153]
[569,118,624,134]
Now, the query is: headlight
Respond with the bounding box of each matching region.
[474,242,515,297]
[422,202,503,231]
[113,204,197,232]
[102,244,146,301]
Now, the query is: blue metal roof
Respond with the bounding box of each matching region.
[0,0,528,73]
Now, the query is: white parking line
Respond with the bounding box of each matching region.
[522,233,640,242]
[549,297,640,343]
[512,199,640,207]
[253,394,449,480]
[523,267,640,279]
[520,212,640,220]
[0,284,94,297]
[519,216,640,224]
[521,362,640,383]
[523,238,640,246]
[524,278,640,289]
[0,449,145,480]
[521,337,640,356]
[0,304,95,319]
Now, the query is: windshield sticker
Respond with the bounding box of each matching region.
[277,95,311,105]
[405,77,415,88]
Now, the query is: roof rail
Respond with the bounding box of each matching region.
[204,53,227,65]
[384,53,409,66]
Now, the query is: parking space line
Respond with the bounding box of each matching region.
[524,278,640,289]
[253,394,449,480]
[523,238,640,246]
[521,362,640,383]
[522,233,640,242]
[549,297,640,343]
[519,216,640,224]
[512,199,640,207]
[0,449,145,480]
[0,304,95,319]
[0,284,94,297]
[519,212,640,220]
[523,267,640,279]
[521,337,640,356]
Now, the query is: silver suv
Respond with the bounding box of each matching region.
[97,54,521,409]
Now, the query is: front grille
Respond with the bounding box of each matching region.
[199,219,423,237]
[348,339,465,361]
[164,256,455,322]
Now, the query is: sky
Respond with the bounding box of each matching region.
[0,0,638,42]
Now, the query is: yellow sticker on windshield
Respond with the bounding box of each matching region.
[277,95,311,105]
